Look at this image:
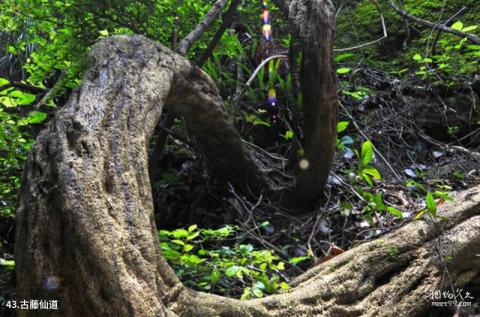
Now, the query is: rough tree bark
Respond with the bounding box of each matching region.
[280,0,339,209]
[15,34,480,317]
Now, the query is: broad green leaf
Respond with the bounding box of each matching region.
[362,166,381,180]
[336,67,352,74]
[253,288,264,298]
[225,266,240,277]
[187,231,200,241]
[276,261,285,270]
[10,91,36,105]
[337,121,349,133]
[171,239,185,246]
[25,111,47,124]
[451,21,463,31]
[413,54,422,61]
[183,244,194,252]
[0,97,16,107]
[188,224,198,232]
[360,140,374,167]
[210,269,221,283]
[254,281,266,290]
[172,229,189,238]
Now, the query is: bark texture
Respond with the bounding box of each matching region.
[15,34,480,317]
[15,35,264,317]
[282,0,339,209]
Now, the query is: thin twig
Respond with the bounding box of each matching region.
[177,0,229,56]
[245,55,288,87]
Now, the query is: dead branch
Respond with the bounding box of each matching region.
[196,0,242,67]
[177,0,229,56]
[387,0,480,44]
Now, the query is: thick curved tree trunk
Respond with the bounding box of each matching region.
[15,34,480,317]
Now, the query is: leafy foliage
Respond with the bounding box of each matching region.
[0,78,47,216]
[159,225,289,299]
[356,140,382,186]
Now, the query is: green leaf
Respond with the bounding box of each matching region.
[361,166,382,180]
[183,244,194,252]
[451,21,463,31]
[10,90,36,105]
[259,221,270,228]
[210,269,221,283]
[25,111,47,124]
[340,135,354,145]
[336,67,352,74]
[253,288,264,298]
[240,288,251,300]
[0,78,9,86]
[254,281,266,290]
[171,239,185,246]
[172,229,189,238]
[225,266,240,277]
[426,192,437,216]
[413,54,423,61]
[386,207,403,218]
[335,53,354,62]
[337,121,349,133]
[282,130,294,140]
[0,258,14,268]
[414,209,427,220]
[276,261,285,270]
[186,231,200,241]
[361,173,373,186]
[99,29,109,36]
[462,25,478,32]
[288,256,309,264]
[360,140,374,167]
[188,224,198,232]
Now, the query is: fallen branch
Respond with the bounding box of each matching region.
[387,0,480,44]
